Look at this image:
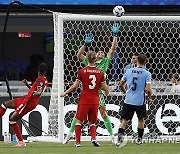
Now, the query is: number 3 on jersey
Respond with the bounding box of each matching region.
[89,75,96,89]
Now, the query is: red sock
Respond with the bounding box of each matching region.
[0,106,6,118]
[90,124,96,140]
[75,125,81,144]
[11,123,23,141]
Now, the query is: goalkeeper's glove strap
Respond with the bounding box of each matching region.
[112,31,120,37]
[84,42,91,47]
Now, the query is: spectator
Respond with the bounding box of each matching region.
[171,73,180,93]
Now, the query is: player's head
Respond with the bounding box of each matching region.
[96,50,105,60]
[137,54,147,66]
[171,73,180,83]
[38,63,48,76]
[131,53,138,64]
[86,50,96,64]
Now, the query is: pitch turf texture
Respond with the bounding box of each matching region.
[0,141,180,154]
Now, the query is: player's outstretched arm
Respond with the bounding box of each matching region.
[108,23,120,59]
[100,81,109,96]
[22,79,31,89]
[60,80,80,97]
[145,83,153,102]
[77,45,86,61]
[77,33,93,61]
[119,80,126,94]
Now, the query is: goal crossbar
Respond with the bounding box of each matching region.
[55,13,180,21]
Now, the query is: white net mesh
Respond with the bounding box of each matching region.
[47,13,59,137]
[48,13,180,142]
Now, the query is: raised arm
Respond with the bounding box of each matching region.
[60,80,80,97]
[77,33,93,61]
[108,23,120,59]
[77,45,86,61]
[22,79,31,89]
[100,81,109,96]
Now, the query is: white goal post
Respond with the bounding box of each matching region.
[28,13,180,143]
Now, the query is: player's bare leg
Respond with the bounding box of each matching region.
[9,111,26,147]
[99,106,114,143]
[136,118,144,145]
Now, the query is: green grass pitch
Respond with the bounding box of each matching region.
[0,141,180,154]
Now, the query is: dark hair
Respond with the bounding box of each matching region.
[86,50,96,63]
[130,52,138,58]
[173,73,180,81]
[137,54,147,65]
[38,63,48,75]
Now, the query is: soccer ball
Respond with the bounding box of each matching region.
[113,6,125,17]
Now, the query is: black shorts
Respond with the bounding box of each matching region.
[120,103,147,120]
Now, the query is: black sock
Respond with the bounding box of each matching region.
[118,128,125,135]
[138,128,144,139]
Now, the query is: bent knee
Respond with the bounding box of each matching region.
[1,102,7,110]
[100,109,108,119]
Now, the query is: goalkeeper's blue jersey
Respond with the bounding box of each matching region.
[122,67,151,106]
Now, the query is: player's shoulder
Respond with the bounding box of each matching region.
[37,75,47,82]
[125,67,134,73]
[143,68,151,75]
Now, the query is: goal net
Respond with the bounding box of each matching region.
[29,13,180,143]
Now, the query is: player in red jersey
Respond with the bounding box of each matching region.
[60,50,109,147]
[0,63,48,147]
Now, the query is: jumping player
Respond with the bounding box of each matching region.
[64,23,120,144]
[0,63,48,147]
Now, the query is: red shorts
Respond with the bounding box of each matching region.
[14,98,38,117]
[75,104,99,123]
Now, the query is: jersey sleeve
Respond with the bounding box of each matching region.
[146,72,152,84]
[103,55,112,72]
[122,71,128,82]
[82,56,88,66]
[101,72,106,83]
[123,64,130,74]
[76,70,82,82]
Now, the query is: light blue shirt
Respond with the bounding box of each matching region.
[122,67,151,106]
[123,63,135,74]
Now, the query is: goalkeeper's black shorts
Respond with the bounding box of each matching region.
[120,103,147,120]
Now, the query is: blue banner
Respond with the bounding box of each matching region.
[0,0,180,5]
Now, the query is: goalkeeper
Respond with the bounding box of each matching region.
[63,23,120,144]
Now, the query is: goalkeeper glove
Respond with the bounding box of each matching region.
[84,33,93,46]
[111,22,120,37]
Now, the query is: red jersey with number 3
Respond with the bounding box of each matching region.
[77,66,105,105]
[23,75,48,104]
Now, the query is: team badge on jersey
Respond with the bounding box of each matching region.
[39,81,44,86]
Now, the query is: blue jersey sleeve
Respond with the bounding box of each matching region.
[146,72,152,83]
[122,70,128,82]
